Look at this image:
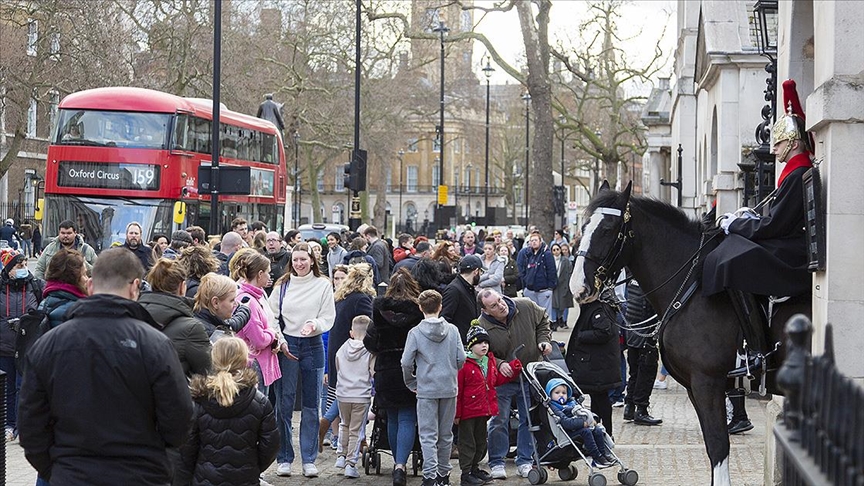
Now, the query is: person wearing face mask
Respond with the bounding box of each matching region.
[441,255,483,344]
[1,249,45,443]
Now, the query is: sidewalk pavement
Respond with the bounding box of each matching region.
[5,329,769,485]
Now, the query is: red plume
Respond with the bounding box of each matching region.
[781,79,805,119]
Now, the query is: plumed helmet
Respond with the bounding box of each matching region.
[772,80,813,154]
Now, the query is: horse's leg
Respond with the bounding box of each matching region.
[688,374,732,486]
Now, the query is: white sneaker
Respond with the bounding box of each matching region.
[654,379,668,390]
[490,465,507,479]
[344,464,360,478]
[302,463,319,477]
[517,464,532,478]
[335,456,346,468]
[276,463,291,477]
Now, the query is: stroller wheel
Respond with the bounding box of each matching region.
[558,465,578,481]
[588,472,607,486]
[364,451,371,475]
[527,468,542,485]
[538,468,549,484]
[375,452,382,474]
[617,469,639,486]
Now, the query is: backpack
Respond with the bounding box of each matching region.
[12,308,50,373]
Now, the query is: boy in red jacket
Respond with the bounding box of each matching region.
[455,325,522,486]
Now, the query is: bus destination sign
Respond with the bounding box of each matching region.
[57,161,160,191]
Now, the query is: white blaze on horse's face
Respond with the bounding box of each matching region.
[571,210,607,302]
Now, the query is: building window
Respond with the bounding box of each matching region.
[27,19,38,56]
[453,138,460,153]
[432,165,440,187]
[407,137,418,152]
[48,89,59,135]
[49,31,60,60]
[386,167,392,191]
[432,137,440,153]
[461,11,471,32]
[335,170,345,191]
[407,166,418,192]
[27,93,37,138]
[317,171,324,191]
[475,168,481,190]
[424,8,439,30]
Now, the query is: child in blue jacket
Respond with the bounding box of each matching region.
[545,378,615,468]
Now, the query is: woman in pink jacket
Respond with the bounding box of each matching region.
[235,250,281,393]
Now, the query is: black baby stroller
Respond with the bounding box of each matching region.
[361,405,423,476]
[520,360,639,486]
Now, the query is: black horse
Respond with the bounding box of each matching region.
[570,182,810,486]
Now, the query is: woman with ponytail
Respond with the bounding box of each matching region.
[177,337,279,485]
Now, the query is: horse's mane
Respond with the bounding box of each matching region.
[586,190,703,235]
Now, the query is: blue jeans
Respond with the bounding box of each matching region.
[523,289,553,318]
[487,380,532,468]
[608,348,627,403]
[22,239,32,258]
[0,356,20,430]
[386,406,417,466]
[550,307,570,323]
[324,397,340,422]
[36,477,50,486]
[275,335,324,465]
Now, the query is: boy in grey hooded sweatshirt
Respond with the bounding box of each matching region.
[402,289,467,486]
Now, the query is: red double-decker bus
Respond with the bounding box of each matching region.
[44,87,287,250]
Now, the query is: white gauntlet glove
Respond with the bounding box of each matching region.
[717,213,737,234]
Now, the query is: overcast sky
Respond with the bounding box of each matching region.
[472,0,676,91]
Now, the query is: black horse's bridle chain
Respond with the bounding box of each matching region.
[576,204,633,299]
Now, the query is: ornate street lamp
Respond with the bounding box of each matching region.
[482,56,495,225]
[432,20,449,229]
[293,130,300,226]
[397,149,405,232]
[748,0,779,206]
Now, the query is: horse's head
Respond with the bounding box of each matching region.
[572,180,633,303]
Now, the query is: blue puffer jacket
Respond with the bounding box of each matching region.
[38,283,86,329]
[516,244,558,292]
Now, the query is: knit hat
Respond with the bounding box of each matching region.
[465,325,490,350]
[544,377,572,401]
[171,230,193,245]
[1,250,25,275]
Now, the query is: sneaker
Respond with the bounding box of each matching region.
[302,463,319,477]
[331,435,340,450]
[436,474,451,486]
[276,462,292,477]
[335,456,347,468]
[422,477,438,486]
[460,471,485,486]
[471,468,493,483]
[516,464,532,478]
[653,379,668,390]
[603,454,618,465]
[345,464,360,478]
[393,468,408,486]
[611,399,625,408]
[5,427,16,442]
[591,456,613,469]
[728,419,754,435]
[490,465,507,480]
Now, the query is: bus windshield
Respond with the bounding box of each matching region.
[44,195,174,252]
[53,109,171,150]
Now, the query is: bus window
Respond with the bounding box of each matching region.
[54,109,170,149]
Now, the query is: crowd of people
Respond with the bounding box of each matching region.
[4,217,676,486]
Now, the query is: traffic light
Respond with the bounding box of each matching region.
[343,149,368,193]
[553,186,566,215]
[342,163,352,191]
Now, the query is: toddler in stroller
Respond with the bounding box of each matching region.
[545,378,615,468]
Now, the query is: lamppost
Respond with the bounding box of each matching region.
[592,129,601,195]
[432,20,449,230]
[522,92,531,230]
[559,115,567,230]
[482,56,495,226]
[466,162,473,224]
[749,0,779,206]
[397,149,405,233]
[293,130,300,226]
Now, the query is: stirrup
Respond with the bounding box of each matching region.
[725,340,763,380]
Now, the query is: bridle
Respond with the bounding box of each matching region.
[576,203,633,299]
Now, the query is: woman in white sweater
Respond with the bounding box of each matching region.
[268,242,336,478]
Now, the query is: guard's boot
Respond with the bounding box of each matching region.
[727,389,754,435]
[727,289,768,354]
[623,402,634,422]
[633,405,662,426]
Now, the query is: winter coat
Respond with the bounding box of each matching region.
[326,245,347,278]
[124,242,154,272]
[138,291,212,377]
[0,272,43,356]
[477,296,552,367]
[38,281,86,329]
[195,306,251,338]
[411,257,452,292]
[33,234,97,279]
[441,275,480,343]
[18,294,192,485]
[177,368,279,486]
[501,256,521,298]
[236,283,280,386]
[565,300,622,393]
[703,155,811,297]
[364,296,423,409]
[478,255,506,291]
[342,250,381,285]
[624,280,657,349]
[186,277,201,300]
[329,291,374,389]
[367,238,392,283]
[517,243,558,292]
[552,256,574,311]
[401,317,466,399]
[393,246,415,263]
[335,338,375,403]
[393,254,422,273]
[263,248,290,296]
[456,352,521,421]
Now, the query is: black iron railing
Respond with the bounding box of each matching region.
[1,369,5,485]
[775,317,864,486]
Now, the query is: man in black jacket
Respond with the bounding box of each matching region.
[263,231,290,295]
[18,248,193,485]
[622,279,662,426]
[441,254,482,343]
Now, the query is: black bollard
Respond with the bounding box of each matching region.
[775,314,811,441]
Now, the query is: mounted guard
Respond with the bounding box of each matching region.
[702,79,814,365]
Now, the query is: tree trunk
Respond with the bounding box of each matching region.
[517,1,555,237]
[0,127,26,181]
